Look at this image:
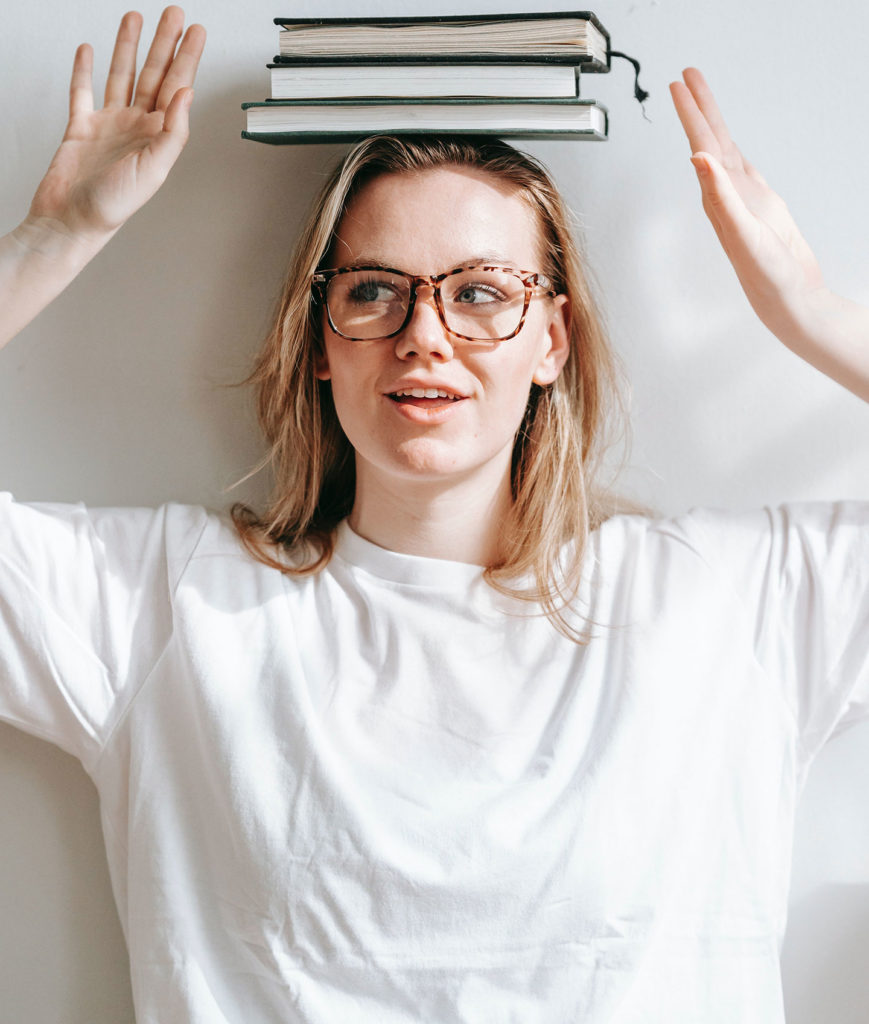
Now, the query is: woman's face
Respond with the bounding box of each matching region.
[316,166,570,493]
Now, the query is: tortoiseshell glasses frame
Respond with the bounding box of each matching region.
[311,264,558,343]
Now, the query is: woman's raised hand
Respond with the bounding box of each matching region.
[0,8,205,350]
[670,68,869,403]
[670,68,824,337]
[28,6,206,243]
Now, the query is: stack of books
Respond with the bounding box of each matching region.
[241,11,612,144]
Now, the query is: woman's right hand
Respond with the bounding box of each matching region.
[0,7,205,350]
[27,6,206,245]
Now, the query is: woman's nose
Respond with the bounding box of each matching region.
[393,285,455,362]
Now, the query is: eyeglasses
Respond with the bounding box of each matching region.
[311,264,557,343]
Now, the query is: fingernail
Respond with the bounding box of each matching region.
[690,154,709,176]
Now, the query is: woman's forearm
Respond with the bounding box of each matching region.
[0,217,113,351]
[782,288,869,403]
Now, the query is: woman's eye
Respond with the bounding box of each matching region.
[348,278,396,304]
[454,284,504,305]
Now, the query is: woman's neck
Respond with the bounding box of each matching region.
[348,458,513,566]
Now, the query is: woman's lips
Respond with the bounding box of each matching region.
[385,392,467,421]
[388,394,462,409]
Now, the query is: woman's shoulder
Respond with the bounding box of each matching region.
[597,497,868,536]
[0,493,245,575]
[591,499,869,580]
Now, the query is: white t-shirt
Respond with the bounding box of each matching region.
[1,493,868,1023]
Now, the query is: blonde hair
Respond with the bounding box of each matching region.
[232,134,628,640]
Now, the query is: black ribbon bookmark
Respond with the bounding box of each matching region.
[609,50,651,122]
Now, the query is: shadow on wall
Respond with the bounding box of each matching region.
[782,883,869,1024]
[0,723,135,1022]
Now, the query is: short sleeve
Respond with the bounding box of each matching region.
[683,502,869,765]
[0,494,209,770]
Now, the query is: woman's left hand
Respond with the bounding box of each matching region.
[670,67,869,403]
[670,68,823,337]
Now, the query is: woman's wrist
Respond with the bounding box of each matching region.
[11,214,115,271]
[776,286,869,402]
[0,216,115,351]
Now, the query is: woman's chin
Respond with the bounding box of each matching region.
[388,440,467,480]
[356,436,510,491]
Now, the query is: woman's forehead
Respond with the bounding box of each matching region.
[333,166,544,272]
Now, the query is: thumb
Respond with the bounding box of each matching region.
[146,88,195,176]
[162,87,195,141]
[690,150,760,253]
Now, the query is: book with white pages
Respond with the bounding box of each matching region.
[241,97,608,144]
[273,11,610,71]
[267,62,581,100]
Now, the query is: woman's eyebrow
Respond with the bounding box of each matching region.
[340,257,393,270]
[340,252,519,271]
[457,252,518,267]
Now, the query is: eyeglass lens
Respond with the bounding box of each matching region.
[326,268,528,341]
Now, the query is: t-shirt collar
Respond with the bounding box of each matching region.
[333,519,486,588]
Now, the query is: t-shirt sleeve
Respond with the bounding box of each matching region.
[0,493,209,770]
[684,502,869,765]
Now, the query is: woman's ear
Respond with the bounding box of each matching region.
[532,294,571,386]
[313,347,331,381]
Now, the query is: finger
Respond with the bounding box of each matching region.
[162,85,194,140]
[69,43,95,121]
[669,79,721,159]
[133,6,185,112]
[691,152,759,260]
[153,23,206,113]
[144,88,194,180]
[680,68,734,150]
[104,11,144,108]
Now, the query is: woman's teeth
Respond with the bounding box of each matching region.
[393,388,460,399]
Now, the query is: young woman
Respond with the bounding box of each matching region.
[1,7,867,1023]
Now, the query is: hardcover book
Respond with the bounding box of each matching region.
[273,12,610,71]
[267,63,582,100]
[242,97,608,144]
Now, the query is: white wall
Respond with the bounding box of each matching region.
[1,0,867,1020]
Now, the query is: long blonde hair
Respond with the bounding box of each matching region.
[232,135,627,640]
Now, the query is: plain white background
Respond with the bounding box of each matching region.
[1,0,867,1020]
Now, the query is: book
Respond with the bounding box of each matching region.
[273,12,610,71]
[268,62,581,101]
[241,97,607,144]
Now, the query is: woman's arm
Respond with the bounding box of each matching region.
[670,68,869,404]
[0,6,205,351]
